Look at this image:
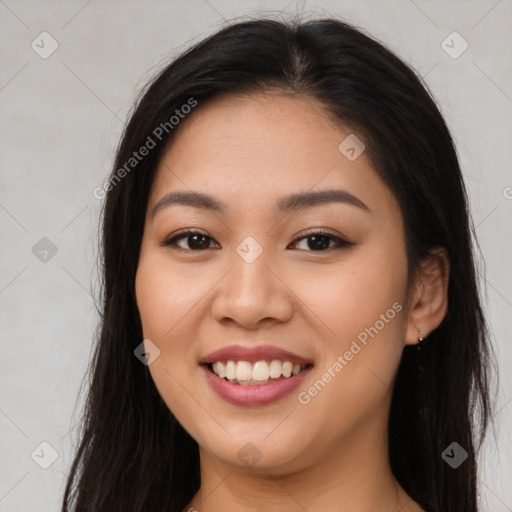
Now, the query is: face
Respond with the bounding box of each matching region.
[135,92,413,473]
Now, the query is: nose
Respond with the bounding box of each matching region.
[210,245,294,329]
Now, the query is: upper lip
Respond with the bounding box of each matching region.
[200,344,313,365]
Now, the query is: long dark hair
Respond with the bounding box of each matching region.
[61,16,495,512]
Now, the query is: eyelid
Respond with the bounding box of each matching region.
[289,229,356,250]
[160,228,219,249]
[160,227,356,252]
[292,226,349,241]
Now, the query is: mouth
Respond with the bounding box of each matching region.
[203,360,314,386]
[199,344,314,406]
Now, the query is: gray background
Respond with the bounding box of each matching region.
[1,0,511,510]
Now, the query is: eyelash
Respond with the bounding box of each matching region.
[160,229,355,252]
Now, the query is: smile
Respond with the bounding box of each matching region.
[199,344,314,405]
[208,360,310,385]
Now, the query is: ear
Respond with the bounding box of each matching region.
[405,247,450,346]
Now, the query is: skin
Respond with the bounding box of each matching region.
[135,91,449,512]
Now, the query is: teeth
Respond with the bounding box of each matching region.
[225,360,236,380]
[252,361,269,381]
[236,361,252,381]
[210,359,308,384]
[269,360,282,379]
[212,361,225,378]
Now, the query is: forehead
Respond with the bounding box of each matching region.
[148,92,399,222]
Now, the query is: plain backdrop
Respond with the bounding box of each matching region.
[1,1,511,510]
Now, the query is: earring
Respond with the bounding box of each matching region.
[417,329,427,352]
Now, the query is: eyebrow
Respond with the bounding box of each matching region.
[151,188,370,218]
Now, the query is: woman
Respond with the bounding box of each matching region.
[62,17,494,512]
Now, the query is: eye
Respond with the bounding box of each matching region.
[160,229,355,252]
[160,229,220,251]
[288,230,355,252]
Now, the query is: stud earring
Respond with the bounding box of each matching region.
[417,329,428,352]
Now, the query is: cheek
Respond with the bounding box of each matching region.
[135,249,209,341]
[135,252,204,414]
[135,247,223,399]
[294,245,407,410]
[290,245,407,344]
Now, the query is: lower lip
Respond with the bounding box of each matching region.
[201,364,313,406]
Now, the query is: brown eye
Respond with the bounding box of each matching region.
[289,231,355,252]
[161,229,354,253]
[161,230,220,251]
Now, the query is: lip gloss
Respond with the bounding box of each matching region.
[201,364,313,406]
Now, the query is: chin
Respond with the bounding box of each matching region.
[193,427,318,474]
